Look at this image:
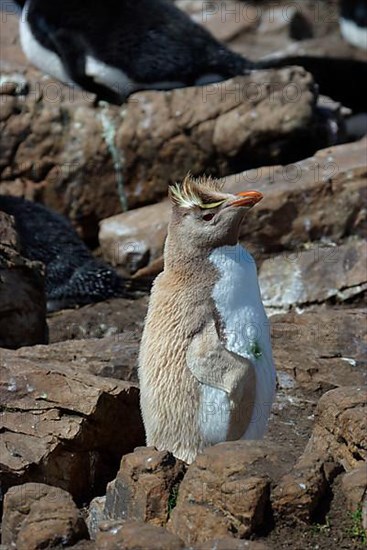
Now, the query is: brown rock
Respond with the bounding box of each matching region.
[117,67,330,206]
[305,386,367,471]
[220,0,364,62]
[47,295,148,345]
[272,386,367,523]
[168,441,288,544]
[0,244,47,349]
[104,447,186,526]
[0,346,144,503]
[0,210,18,248]
[87,496,106,540]
[133,256,164,280]
[194,538,270,550]
[272,308,367,392]
[341,464,367,512]
[259,239,367,310]
[95,520,185,549]
[14,333,140,382]
[69,543,95,549]
[2,482,88,549]
[178,0,339,61]
[1,64,331,241]
[100,138,367,275]
[271,455,331,523]
[177,0,260,43]
[237,137,367,253]
[99,202,170,275]
[0,74,122,243]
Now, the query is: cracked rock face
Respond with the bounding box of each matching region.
[94,520,186,549]
[341,463,367,513]
[104,447,186,527]
[9,331,142,382]
[2,483,88,549]
[272,385,367,523]
[0,65,336,242]
[306,386,367,471]
[259,238,367,311]
[48,297,148,348]
[272,308,367,392]
[0,347,145,504]
[98,138,367,278]
[115,67,336,208]
[167,441,289,544]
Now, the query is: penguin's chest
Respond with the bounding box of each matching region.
[210,245,271,360]
[198,244,275,444]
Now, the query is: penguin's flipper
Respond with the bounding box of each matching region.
[186,320,255,404]
[49,29,124,104]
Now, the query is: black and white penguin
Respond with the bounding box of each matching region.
[339,0,367,50]
[14,0,254,104]
[0,195,146,312]
[14,0,367,111]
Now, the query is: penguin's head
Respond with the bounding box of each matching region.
[167,175,262,251]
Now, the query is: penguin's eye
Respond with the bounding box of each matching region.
[202,212,215,221]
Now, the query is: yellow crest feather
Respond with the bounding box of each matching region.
[169,174,226,209]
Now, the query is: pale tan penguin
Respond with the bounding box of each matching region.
[138,175,276,464]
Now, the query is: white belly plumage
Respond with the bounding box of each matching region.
[19,5,70,83]
[339,17,367,51]
[200,244,276,443]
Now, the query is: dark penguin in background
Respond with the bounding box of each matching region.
[14,0,254,104]
[13,0,367,112]
[0,196,146,312]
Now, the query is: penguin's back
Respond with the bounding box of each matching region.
[138,269,211,463]
[209,244,276,439]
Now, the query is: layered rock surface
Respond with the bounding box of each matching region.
[0,346,144,504]
[2,483,88,549]
[1,64,332,241]
[99,138,367,277]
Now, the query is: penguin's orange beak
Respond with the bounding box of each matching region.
[226,190,263,208]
